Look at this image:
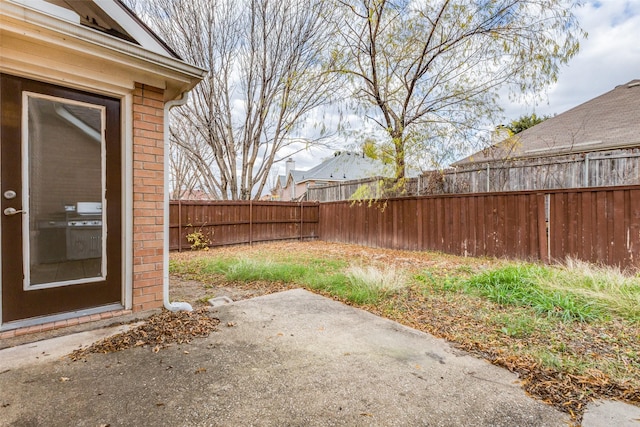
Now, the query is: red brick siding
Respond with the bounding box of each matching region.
[131,83,165,312]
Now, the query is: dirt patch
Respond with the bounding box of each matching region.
[170,276,249,305]
[170,276,289,306]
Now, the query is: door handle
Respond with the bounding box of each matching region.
[3,207,24,216]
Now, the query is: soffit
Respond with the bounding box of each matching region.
[0,0,205,100]
[46,0,138,44]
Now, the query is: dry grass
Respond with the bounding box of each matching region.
[345,264,407,292]
[169,241,640,423]
[541,258,640,321]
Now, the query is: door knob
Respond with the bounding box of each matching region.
[3,207,24,216]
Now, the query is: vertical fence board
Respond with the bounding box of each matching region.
[536,194,547,263]
[516,195,527,258]
[594,192,607,263]
[612,190,625,265]
[476,196,485,257]
[627,190,634,267]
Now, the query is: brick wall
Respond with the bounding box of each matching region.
[132,83,165,311]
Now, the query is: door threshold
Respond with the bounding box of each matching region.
[0,303,124,332]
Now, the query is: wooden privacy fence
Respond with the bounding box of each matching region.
[319,186,640,269]
[307,149,640,202]
[169,186,640,269]
[169,200,319,251]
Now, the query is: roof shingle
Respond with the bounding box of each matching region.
[454,80,640,166]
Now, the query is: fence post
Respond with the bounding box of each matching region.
[486,164,490,192]
[416,198,423,250]
[537,193,549,264]
[249,200,253,246]
[583,153,590,187]
[178,199,182,252]
[300,202,303,241]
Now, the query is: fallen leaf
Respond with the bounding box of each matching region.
[68,308,219,361]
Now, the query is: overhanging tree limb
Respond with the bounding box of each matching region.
[328,0,585,178]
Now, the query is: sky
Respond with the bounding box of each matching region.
[502,0,640,119]
[281,0,640,175]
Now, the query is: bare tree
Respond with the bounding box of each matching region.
[132,0,338,199]
[168,115,220,200]
[328,0,585,179]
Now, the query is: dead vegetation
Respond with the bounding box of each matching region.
[69,308,219,361]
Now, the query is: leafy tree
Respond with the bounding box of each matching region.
[505,113,550,135]
[328,0,584,179]
[129,0,338,199]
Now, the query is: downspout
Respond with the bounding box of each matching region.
[163,92,192,312]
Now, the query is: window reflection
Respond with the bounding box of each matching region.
[27,95,105,287]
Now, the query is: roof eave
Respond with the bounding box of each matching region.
[1,0,206,100]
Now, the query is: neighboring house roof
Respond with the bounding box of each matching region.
[289,151,390,185]
[290,170,308,183]
[454,80,640,166]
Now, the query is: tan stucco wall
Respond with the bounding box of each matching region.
[282,181,314,201]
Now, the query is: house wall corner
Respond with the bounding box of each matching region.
[131,83,165,312]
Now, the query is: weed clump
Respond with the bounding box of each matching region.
[462,264,606,322]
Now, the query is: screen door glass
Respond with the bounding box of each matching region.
[25,94,106,288]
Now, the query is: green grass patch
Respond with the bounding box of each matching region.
[170,255,406,305]
[544,259,640,322]
[456,260,640,323]
[414,269,463,293]
[225,258,309,283]
[462,264,606,322]
[491,311,547,338]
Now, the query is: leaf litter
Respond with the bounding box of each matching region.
[69,308,219,361]
[170,241,640,424]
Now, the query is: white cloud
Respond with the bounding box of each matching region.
[503,0,640,119]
